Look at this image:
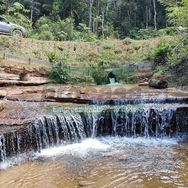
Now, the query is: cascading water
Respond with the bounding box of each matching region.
[0,103,187,162]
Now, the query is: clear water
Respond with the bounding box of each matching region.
[0,137,187,188]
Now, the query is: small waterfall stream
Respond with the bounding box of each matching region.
[0,103,187,162]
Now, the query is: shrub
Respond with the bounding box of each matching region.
[153,43,174,64]
[130,27,178,40]
[56,18,75,41]
[102,44,114,50]
[49,61,70,84]
[47,52,59,63]
[6,2,31,30]
[31,17,54,40]
[38,30,54,41]
[123,38,133,45]
[159,27,178,36]
[77,31,97,42]
[91,65,108,85]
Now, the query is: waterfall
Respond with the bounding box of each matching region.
[0,104,187,162]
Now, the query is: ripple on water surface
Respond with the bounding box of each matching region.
[0,137,187,188]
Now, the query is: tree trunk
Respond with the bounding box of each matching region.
[96,0,100,36]
[153,0,157,30]
[101,11,105,38]
[146,6,148,29]
[88,0,94,32]
[30,0,34,24]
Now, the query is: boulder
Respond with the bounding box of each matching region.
[149,79,168,89]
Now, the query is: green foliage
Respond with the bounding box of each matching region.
[56,18,75,40]
[68,74,94,84]
[39,30,55,41]
[49,61,70,84]
[0,36,9,49]
[9,2,29,15]
[31,17,53,40]
[138,29,160,39]
[116,68,138,84]
[91,65,108,85]
[77,31,97,42]
[47,51,59,63]
[0,0,7,14]
[31,17,97,41]
[51,0,61,21]
[123,38,133,45]
[166,0,188,27]
[130,27,178,40]
[148,43,174,64]
[102,44,114,50]
[4,2,31,30]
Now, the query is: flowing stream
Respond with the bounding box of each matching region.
[0,103,187,188]
[0,138,187,188]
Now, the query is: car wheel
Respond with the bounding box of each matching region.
[12,30,23,37]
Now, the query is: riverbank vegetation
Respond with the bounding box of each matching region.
[0,0,187,86]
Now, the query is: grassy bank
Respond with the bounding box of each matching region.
[0,35,187,86]
[0,35,178,67]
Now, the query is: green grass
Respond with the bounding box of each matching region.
[0,35,178,68]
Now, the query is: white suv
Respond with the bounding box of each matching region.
[0,15,27,37]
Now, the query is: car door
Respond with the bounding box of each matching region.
[0,17,11,34]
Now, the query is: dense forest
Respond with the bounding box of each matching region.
[0,0,187,40]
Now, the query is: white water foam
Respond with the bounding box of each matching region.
[0,137,179,170]
[0,154,28,170]
[101,137,178,148]
[36,137,178,159]
[36,138,110,158]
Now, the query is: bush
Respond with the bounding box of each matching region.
[56,18,75,41]
[77,31,97,42]
[123,38,133,45]
[130,27,178,40]
[102,44,114,50]
[47,52,60,63]
[159,27,178,36]
[31,17,97,42]
[152,43,174,64]
[6,2,31,30]
[38,30,54,41]
[49,61,70,84]
[91,65,108,85]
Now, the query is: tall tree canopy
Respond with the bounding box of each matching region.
[0,0,187,39]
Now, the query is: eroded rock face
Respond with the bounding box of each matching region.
[0,85,188,104]
[0,62,49,87]
[0,82,187,162]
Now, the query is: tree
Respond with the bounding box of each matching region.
[168,0,188,27]
[153,0,157,30]
[88,0,94,32]
[158,0,188,27]
[0,0,17,14]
